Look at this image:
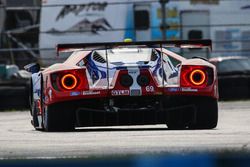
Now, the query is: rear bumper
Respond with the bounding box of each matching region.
[46,85,218,105]
[75,104,196,127]
[50,95,215,127]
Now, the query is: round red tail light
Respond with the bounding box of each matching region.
[61,74,78,90]
[189,69,206,86]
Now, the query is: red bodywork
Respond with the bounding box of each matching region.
[40,45,218,106]
[31,40,219,131]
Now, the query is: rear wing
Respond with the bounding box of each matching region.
[56,39,212,56]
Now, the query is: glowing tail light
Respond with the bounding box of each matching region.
[51,69,89,91]
[180,65,213,88]
[61,74,78,90]
[189,69,206,86]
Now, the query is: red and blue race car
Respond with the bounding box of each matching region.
[25,40,218,131]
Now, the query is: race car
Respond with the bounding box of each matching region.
[209,56,250,100]
[25,40,218,131]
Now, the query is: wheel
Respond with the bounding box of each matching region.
[166,96,218,130]
[43,105,55,132]
[191,97,218,129]
[40,75,75,132]
[43,103,75,132]
[25,80,30,109]
[166,97,193,130]
[31,101,39,129]
[28,78,33,115]
[167,110,186,130]
[29,79,39,129]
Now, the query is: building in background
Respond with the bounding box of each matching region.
[38,0,250,66]
[1,0,250,66]
[0,0,40,67]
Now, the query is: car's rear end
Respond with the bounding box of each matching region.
[38,40,218,131]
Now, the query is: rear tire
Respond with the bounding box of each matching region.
[29,79,40,129]
[28,78,33,115]
[32,102,39,129]
[167,110,186,130]
[43,103,75,132]
[191,97,218,129]
[166,96,218,130]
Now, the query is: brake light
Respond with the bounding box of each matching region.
[189,69,206,86]
[180,65,213,88]
[61,74,78,90]
[51,69,89,91]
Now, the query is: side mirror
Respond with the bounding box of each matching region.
[24,63,40,74]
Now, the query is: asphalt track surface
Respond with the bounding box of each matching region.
[0,101,250,159]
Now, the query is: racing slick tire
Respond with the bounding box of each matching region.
[167,110,188,130]
[166,96,218,130]
[43,103,75,132]
[31,103,39,129]
[28,78,33,115]
[191,97,218,129]
[29,79,39,129]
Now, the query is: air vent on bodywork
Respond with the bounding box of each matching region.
[137,74,150,86]
[93,52,106,63]
[151,49,158,61]
[120,74,133,87]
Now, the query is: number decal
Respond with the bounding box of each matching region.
[146,86,154,92]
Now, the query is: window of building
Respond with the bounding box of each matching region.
[134,10,150,30]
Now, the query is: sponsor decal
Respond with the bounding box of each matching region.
[82,91,101,95]
[156,92,163,95]
[181,88,198,92]
[111,90,129,96]
[70,91,81,96]
[167,87,180,92]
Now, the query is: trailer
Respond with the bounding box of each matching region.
[0,0,38,109]
[39,0,250,66]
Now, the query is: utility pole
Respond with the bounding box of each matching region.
[159,0,169,41]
